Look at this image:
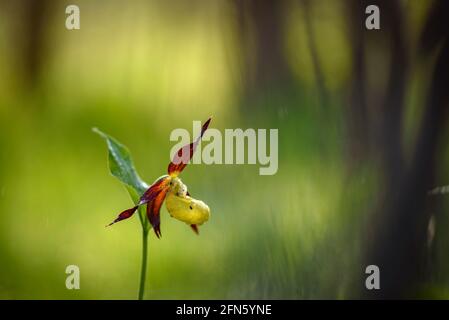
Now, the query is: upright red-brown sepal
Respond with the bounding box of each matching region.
[168,117,211,177]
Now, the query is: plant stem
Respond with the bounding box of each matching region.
[138,228,149,300]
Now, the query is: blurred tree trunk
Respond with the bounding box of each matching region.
[1,0,50,90]
[22,0,48,88]
[377,0,408,183]
[301,0,328,110]
[345,0,369,165]
[345,0,407,172]
[362,0,449,298]
[233,0,294,108]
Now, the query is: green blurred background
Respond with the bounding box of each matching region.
[0,0,449,299]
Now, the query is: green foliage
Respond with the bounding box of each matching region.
[93,128,149,229]
[92,128,148,194]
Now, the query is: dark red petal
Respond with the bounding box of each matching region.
[190,224,199,235]
[147,189,168,238]
[139,175,170,205]
[168,117,212,177]
[106,206,138,227]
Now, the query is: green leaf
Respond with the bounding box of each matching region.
[93,127,148,197]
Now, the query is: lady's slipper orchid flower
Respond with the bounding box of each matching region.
[107,117,212,238]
